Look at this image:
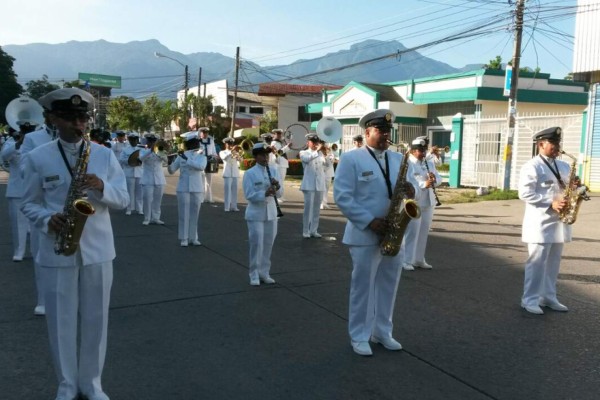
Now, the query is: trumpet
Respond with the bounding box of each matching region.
[231,145,243,161]
[386,140,408,153]
[432,145,451,156]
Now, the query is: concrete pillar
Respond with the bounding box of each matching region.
[449,113,464,188]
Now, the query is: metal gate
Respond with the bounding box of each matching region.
[585,83,600,192]
[461,113,584,189]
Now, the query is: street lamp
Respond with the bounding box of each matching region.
[154,51,189,129]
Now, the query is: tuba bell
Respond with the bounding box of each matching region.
[5,96,45,131]
[316,116,343,143]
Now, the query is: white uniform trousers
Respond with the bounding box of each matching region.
[247,219,277,280]
[277,167,287,198]
[204,173,213,202]
[177,192,203,241]
[522,243,563,307]
[223,177,238,211]
[321,179,332,208]
[142,184,165,222]
[402,206,434,265]
[348,245,403,342]
[30,223,45,308]
[302,190,323,235]
[42,259,112,400]
[126,177,143,213]
[7,197,29,259]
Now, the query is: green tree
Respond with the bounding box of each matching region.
[190,94,214,129]
[0,46,23,125]
[483,55,503,70]
[25,75,60,99]
[259,110,278,134]
[157,99,178,136]
[106,96,144,131]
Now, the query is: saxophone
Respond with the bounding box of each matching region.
[558,151,590,225]
[54,138,96,256]
[380,150,422,256]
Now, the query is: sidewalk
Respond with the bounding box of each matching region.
[1,169,599,400]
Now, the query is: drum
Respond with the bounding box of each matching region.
[205,156,219,173]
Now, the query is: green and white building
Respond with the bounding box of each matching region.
[307,68,588,189]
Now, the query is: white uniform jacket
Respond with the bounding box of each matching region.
[199,136,217,157]
[219,149,240,178]
[139,148,167,185]
[20,125,55,175]
[334,147,420,246]
[324,153,335,180]
[518,155,572,244]
[408,154,441,207]
[168,150,207,192]
[0,138,25,198]
[243,164,282,222]
[20,141,129,267]
[111,141,127,161]
[119,145,144,178]
[273,141,290,169]
[299,149,327,191]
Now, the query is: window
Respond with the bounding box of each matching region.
[237,106,247,113]
[249,106,264,114]
[298,105,319,122]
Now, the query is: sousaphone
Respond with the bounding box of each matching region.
[5,96,44,131]
[316,116,342,143]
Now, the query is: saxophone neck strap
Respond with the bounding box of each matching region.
[57,141,85,178]
[366,147,392,199]
[539,155,565,189]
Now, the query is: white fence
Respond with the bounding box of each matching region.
[461,113,584,190]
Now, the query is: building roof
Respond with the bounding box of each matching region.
[258,83,342,96]
[358,82,405,102]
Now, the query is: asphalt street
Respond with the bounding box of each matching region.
[1,168,599,400]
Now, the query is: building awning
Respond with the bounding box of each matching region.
[233,127,260,138]
[306,102,328,114]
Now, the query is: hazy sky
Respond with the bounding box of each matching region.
[0,0,579,80]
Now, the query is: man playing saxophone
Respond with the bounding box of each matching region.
[402,138,442,271]
[20,88,129,400]
[518,127,577,315]
[334,109,418,356]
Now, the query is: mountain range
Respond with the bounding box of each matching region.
[4,39,482,99]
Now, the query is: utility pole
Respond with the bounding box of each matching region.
[501,0,525,190]
[183,64,189,131]
[229,46,240,138]
[198,67,202,96]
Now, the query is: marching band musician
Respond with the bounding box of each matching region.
[299,134,327,238]
[401,138,441,271]
[20,87,129,400]
[334,108,418,357]
[518,127,573,315]
[219,137,241,212]
[119,132,144,215]
[242,143,282,286]
[199,127,217,203]
[168,131,207,247]
[1,120,38,262]
[139,133,167,225]
[321,141,336,210]
[350,134,364,150]
[261,132,278,167]
[111,130,127,161]
[20,107,58,316]
[272,128,291,202]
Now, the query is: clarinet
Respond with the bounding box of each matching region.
[265,164,284,218]
[423,159,442,207]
